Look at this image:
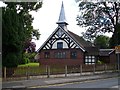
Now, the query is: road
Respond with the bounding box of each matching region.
[31,77,119,89]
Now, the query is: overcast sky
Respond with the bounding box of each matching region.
[0,0,112,50]
[30,0,85,50]
[0,0,84,50]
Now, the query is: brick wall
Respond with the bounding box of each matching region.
[38,49,84,65]
[99,51,117,64]
[110,52,117,64]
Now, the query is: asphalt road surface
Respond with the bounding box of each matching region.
[32,77,119,88]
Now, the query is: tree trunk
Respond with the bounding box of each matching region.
[110,24,120,47]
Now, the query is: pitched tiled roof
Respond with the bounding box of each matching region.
[67,30,93,47]
[67,30,99,55]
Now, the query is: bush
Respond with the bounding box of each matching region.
[20,52,36,64]
[20,56,30,64]
[23,57,30,64]
[97,60,104,64]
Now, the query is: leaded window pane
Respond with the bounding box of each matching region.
[55,52,66,59]
[44,52,50,58]
[85,55,95,64]
[85,56,87,58]
[89,56,91,58]
[71,51,77,59]
[57,42,63,49]
[92,56,95,58]
[89,59,91,62]
[92,59,95,62]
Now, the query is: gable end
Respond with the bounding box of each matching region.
[37,26,85,52]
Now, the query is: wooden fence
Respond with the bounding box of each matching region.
[2,64,118,81]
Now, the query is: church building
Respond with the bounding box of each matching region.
[36,2,100,65]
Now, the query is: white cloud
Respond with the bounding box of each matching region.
[0,1,7,7]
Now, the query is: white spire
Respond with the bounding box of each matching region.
[56,1,68,25]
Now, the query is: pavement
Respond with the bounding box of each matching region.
[2,72,119,89]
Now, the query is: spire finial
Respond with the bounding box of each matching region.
[56,1,68,26]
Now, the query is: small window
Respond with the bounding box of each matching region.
[44,52,50,59]
[57,42,63,49]
[71,51,77,59]
[92,56,95,59]
[55,52,66,59]
[85,55,95,64]
[92,59,95,62]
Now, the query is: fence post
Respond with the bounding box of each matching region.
[104,64,107,73]
[4,67,6,80]
[26,66,30,80]
[65,65,67,77]
[46,65,47,74]
[115,64,117,72]
[47,65,50,78]
[80,65,82,75]
[93,64,95,74]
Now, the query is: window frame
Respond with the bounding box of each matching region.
[85,55,95,64]
[57,42,63,49]
[44,52,50,59]
[54,52,66,59]
[70,51,77,59]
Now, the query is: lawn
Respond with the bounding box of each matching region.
[14,63,45,76]
[18,63,39,67]
[14,65,65,76]
[14,63,65,76]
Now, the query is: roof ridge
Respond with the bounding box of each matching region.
[100,49,115,51]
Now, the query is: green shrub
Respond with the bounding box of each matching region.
[24,57,30,64]
[21,57,30,64]
[97,60,104,64]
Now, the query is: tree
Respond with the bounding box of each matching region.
[2,2,42,67]
[76,2,120,47]
[24,41,36,53]
[21,41,37,64]
[94,35,110,49]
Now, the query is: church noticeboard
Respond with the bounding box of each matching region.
[115,45,120,54]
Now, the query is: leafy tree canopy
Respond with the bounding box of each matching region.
[2,1,42,67]
[94,35,110,49]
[76,2,120,47]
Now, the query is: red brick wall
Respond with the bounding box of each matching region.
[110,52,117,64]
[38,49,84,65]
[99,51,117,64]
[99,56,110,63]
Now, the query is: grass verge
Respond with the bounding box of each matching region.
[18,63,39,67]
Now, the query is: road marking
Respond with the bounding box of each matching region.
[111,86,119,88]
[31,83,68,88]
[30,77,119,88]
[12,86,26,88]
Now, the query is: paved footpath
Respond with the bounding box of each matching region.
[2,72,119,89]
